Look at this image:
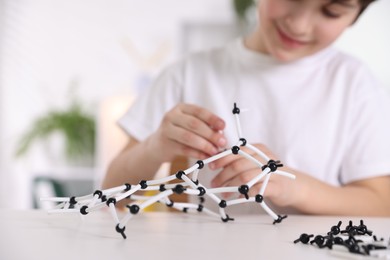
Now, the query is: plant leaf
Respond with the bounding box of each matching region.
[15,100,96,161]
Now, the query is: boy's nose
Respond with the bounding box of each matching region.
[285,8,313,36]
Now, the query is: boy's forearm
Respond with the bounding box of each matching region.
[102,140,162,190]
[297,176,390,216]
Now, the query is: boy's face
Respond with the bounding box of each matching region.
[254,0,361,61]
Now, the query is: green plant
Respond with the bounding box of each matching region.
[232,0,256,21]
[15,99,96,164]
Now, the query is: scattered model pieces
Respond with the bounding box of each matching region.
[42,103,296,239]
[294,220,390,258]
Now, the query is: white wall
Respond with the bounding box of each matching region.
[0,0,5,209]
[0,0,234,209]
[0,0,389,209]
[334,0,390,88]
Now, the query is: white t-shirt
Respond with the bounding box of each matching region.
[119,38,390,213]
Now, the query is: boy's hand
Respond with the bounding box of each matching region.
[210,143,301,207]
[146,103,227,163]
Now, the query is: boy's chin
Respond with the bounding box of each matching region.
[272,49,309,63]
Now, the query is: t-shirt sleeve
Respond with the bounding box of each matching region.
[117,62,183,141]
[340,66,390,184]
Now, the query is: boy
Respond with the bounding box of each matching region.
[103,0,390,216]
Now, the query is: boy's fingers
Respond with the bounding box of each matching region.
[211,158,257,187]
[211,168,235,188]
[209,154,237,170]
[180,114,226,148]
[170,126,218,156]
[211,147,258,169]
[172,106,226,149]
[181,104,226,131]
[174,141,209,160]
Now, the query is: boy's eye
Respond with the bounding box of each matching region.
[322,8,341,18]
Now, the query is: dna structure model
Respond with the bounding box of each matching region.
[42,103,296,239]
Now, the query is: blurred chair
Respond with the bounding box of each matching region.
[32,168,95,209]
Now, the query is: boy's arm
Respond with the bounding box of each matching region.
[210,143,390,216]
[102,137,163,190]
[102,103,227,191]
[294,172,390,216]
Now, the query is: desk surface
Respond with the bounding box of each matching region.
[0,209,389,260]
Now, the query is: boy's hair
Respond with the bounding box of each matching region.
[333,0,376,18]
[331,0,376,23]
[357,0,376,16]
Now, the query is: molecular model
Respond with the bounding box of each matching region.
[42,103,296,239]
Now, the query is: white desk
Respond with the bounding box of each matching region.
[0,209,389,260]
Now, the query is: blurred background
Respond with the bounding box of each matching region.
[0,0,389,209]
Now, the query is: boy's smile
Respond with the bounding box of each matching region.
[275,23,311,50]
[246,0,361,62]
